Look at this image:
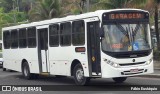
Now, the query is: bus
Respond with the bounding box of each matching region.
[2,9,153,85]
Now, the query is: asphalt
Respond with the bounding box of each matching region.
[138,60,160,78]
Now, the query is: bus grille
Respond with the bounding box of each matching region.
[119,62,145,66]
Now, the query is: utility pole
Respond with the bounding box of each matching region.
[86,0,90,12]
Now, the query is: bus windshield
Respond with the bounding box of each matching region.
[102,23,151,52]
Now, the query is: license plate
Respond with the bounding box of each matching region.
[130,69,139,72]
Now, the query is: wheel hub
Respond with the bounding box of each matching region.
[76,69,84,82]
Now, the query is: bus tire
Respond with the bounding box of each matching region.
[9,70,14,72]
[73,64,90,85]
[32,74,39,79]
[55,75,67,78]
[3,68,6,71]
[112,77,127,83]
[22,62,33,80]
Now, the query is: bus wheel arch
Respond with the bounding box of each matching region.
[71,59,81,76]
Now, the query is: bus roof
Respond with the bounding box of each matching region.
[2,9,148,31]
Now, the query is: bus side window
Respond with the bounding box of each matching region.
[72,20,85,45]
[27,27,36,48]
[60,22,71,46]
[49,24,59,47]
[11,29,18,49]
[19,28,27,48]
[3,31,11,49]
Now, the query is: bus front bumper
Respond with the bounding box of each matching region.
[101,61,154,78]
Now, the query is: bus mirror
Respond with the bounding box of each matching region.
[100,28,104,38]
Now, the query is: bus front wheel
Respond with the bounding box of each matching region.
[112,77,127,83]
[73,64,90,85]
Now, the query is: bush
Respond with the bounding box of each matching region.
[153,50,160,61]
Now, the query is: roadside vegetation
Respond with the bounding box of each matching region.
[0,0,160,58]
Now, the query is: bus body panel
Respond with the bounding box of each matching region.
[3,48,40,73]
[49,46,79,76]
[49,46,89,76]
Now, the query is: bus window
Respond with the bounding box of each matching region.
[3,31,10,49]
[49,24,59,47]
[27,27,36,48]
[19,28,27,48]
[72,20,85,45]
[60,22,71,46]
[11,29,18,48]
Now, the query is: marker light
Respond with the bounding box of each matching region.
[146,58,153,65]
[104,59,120,68]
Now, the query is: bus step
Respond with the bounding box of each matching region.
[40,72,50,76]
[91,75,101,78]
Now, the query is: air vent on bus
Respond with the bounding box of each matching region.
[119,62,145,66]
[114,51,150,58]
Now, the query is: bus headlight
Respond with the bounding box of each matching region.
[146,59,152,65]
[104,59,120,68]
[113,63,120,68]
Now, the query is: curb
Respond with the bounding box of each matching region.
[137,74,160,78]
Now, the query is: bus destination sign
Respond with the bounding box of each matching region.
[102,11,149,23]
[109,13,144,20]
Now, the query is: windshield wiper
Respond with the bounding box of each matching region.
[132,24,140,37]
[115,23,129,39]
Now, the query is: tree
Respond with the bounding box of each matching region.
[90,0,147,11]
[60,0,87,15]
[154,0,160,50]
[28,0,61,22]
[0,0,13,12]
[17,0,35,13]
[0,8,27,39]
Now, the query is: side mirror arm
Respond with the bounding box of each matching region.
[99,27,104,38]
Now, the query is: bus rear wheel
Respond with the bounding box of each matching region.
[73,64,90,85]
[3,68,6,71]
[112,77,127,83]
[22,62,33,80]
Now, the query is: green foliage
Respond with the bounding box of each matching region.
[154,50,160,61]
[28,0,61,22]
[0,0,13,12]
[0,0,30,39]
[0,10,27,25]
[0,8,27,39]
[90,0,147,11]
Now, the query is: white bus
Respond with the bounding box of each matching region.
[2,9,153,85]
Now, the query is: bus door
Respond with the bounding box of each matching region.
[37,27,49,73]
[87,21,101,76]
